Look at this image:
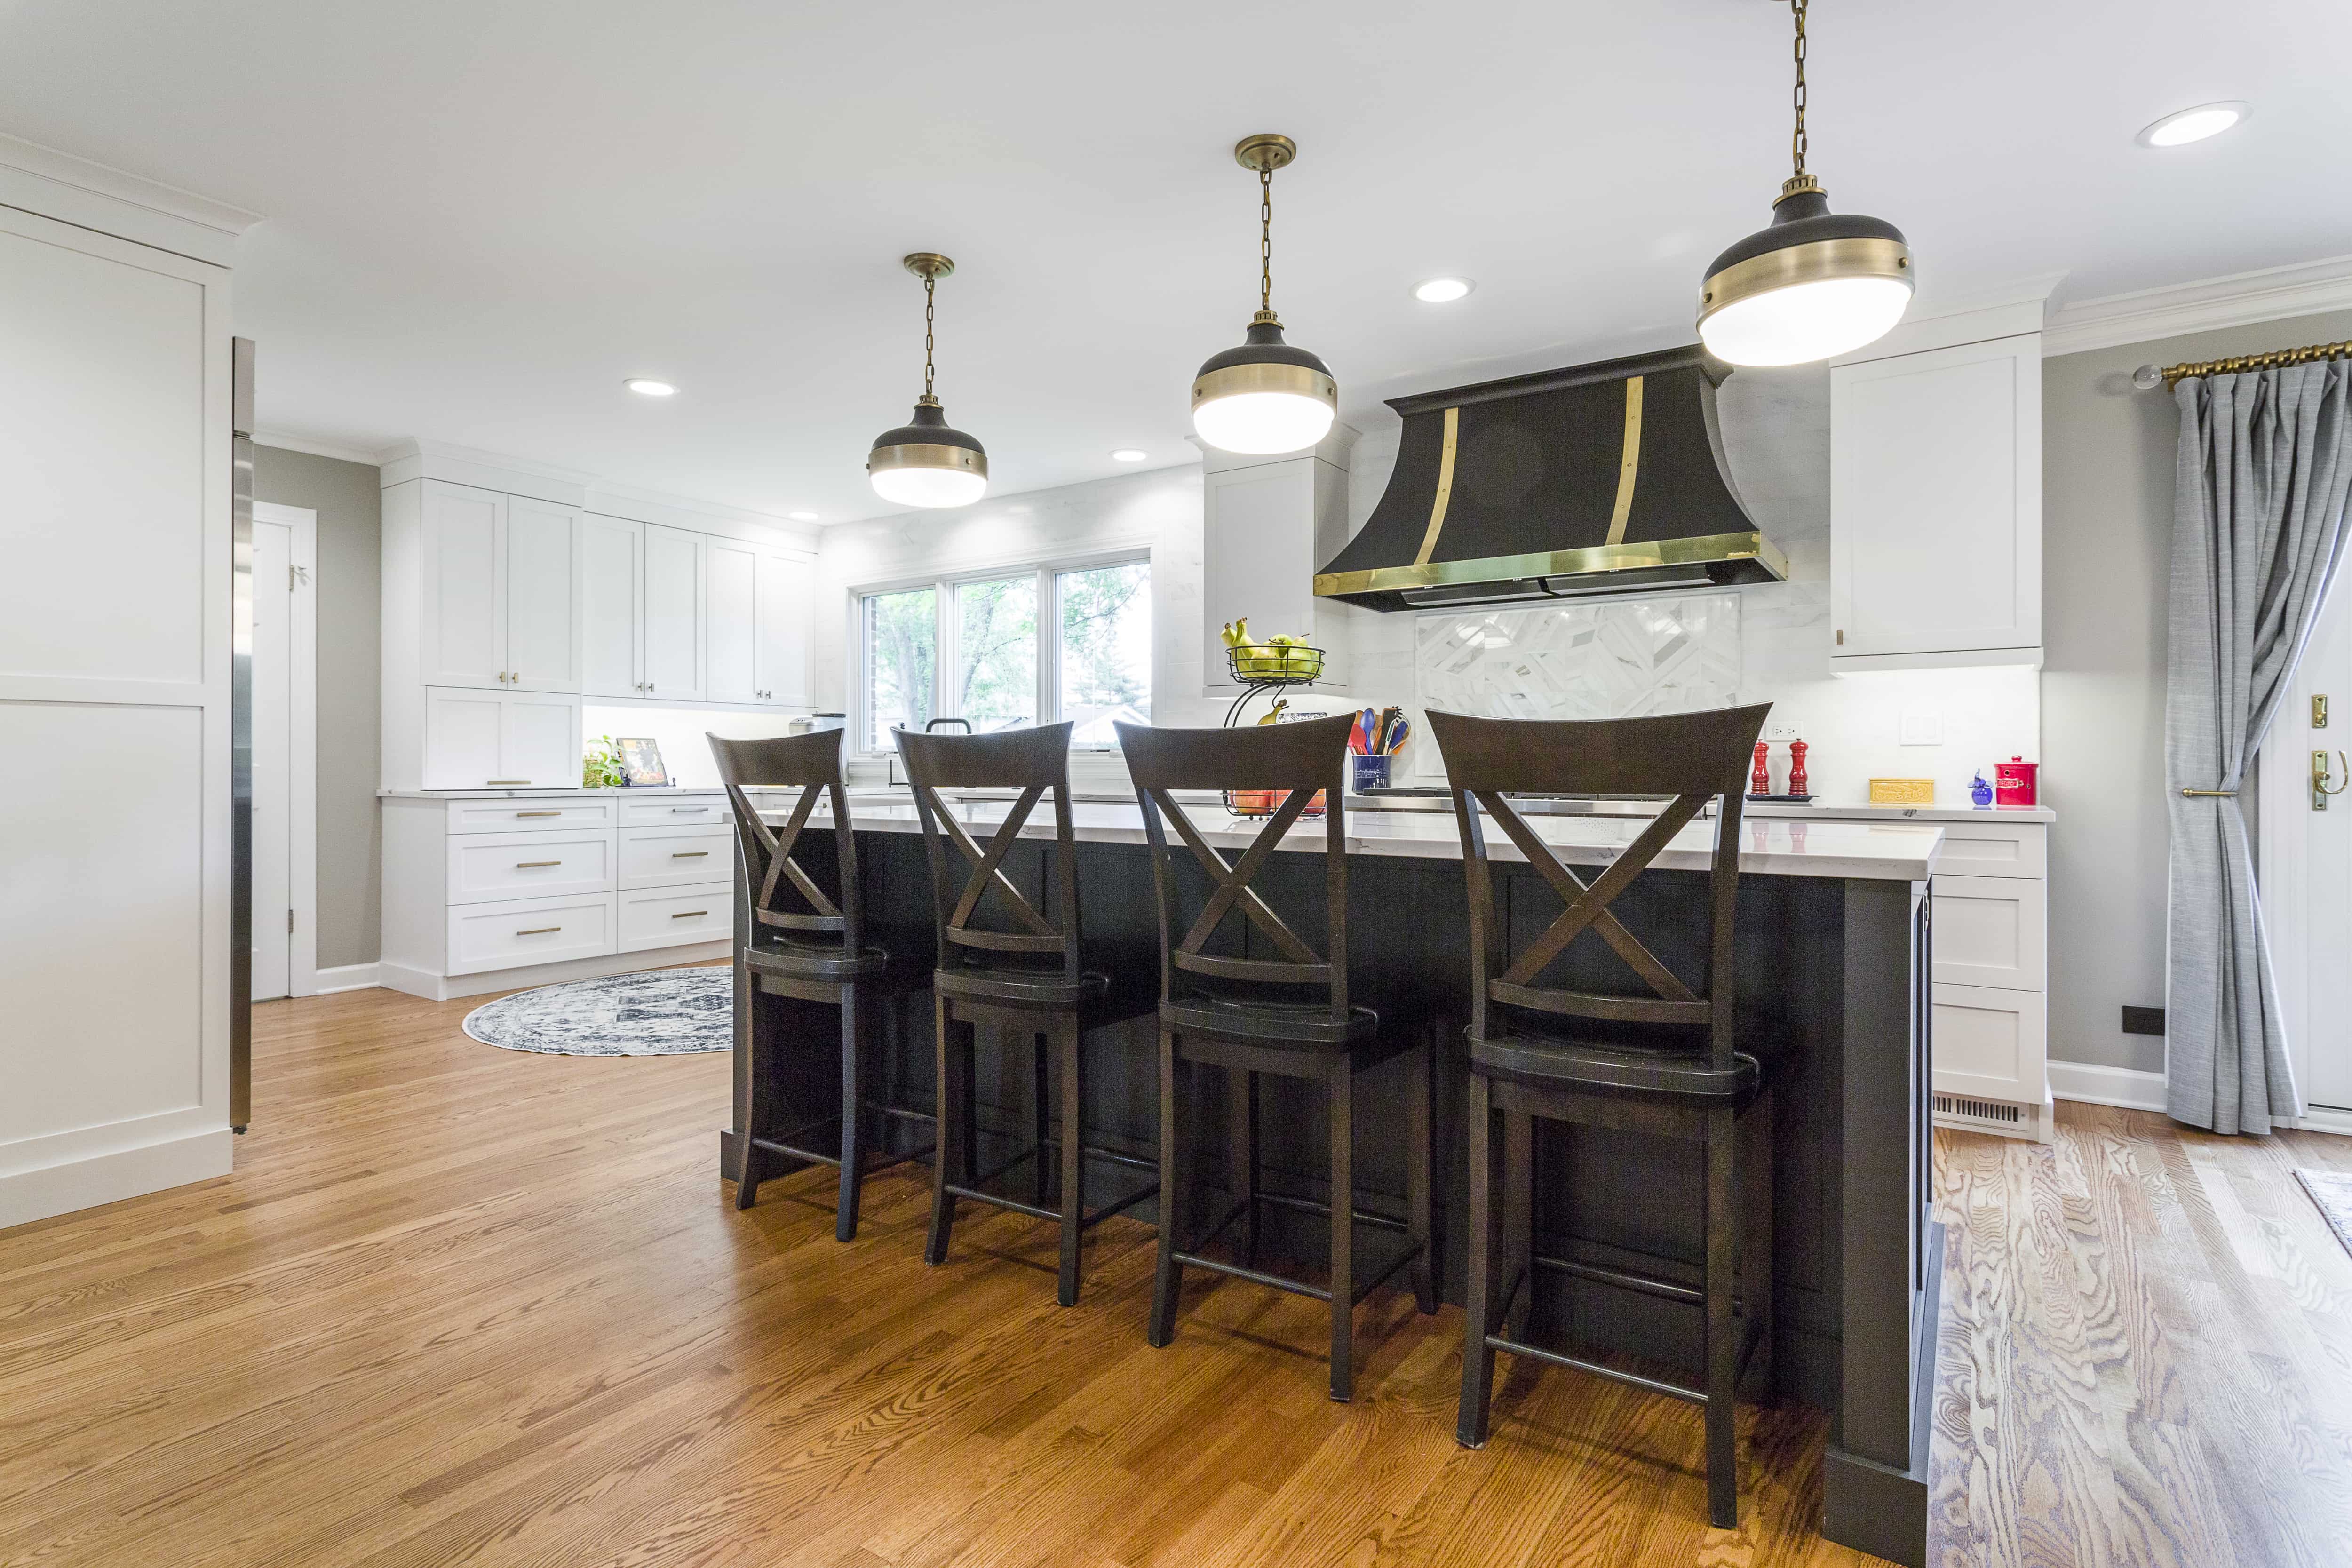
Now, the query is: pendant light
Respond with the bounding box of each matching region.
[1190,134,1338,455]
[1697,0,1913,367]
[868,252,988,509]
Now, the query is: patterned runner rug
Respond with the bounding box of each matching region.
[2296,1169,2352,1260]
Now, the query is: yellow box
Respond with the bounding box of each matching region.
[1868,777,1936,805]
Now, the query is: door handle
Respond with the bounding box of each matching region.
[2314,749,2349,810]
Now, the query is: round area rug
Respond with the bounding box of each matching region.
[462,969,732,1057]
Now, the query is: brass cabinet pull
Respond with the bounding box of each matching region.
[488,780,531,786]
[671,850,709,858]
[514,810,561,817]
[670,909,709,919]
[669,806,706,813]
[514,860,561,868]
[516,926,561,935]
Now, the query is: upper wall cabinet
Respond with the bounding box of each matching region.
[1829,327,2042,669]
[581,517,706,700]
[413,481,583,692]
[1201,448,1355,692]
[707,539,810,706]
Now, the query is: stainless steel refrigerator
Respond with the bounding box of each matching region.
[230,336,254,1132]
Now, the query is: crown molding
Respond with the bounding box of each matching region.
[0,131,260,267]
[251,429,389,467]
[2045,253,2352,358]
[374,438,818,551]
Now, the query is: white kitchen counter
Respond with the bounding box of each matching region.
[1743,800,2054,824]
[767,790,1943,882]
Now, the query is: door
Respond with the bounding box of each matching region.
[580,514,641,698]
[1829,333,2042,661]
[2265,583,2352,1116]
[503,497,580,692]
[500,692,581,788]
[250,515,293,1000]
[643,525,706,699]
[421,482,506,687]
[705,538,759,703]
[754,548,809,703]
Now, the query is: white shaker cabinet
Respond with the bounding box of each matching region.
[579,516,707,700]
[707,539,807,705]
[406,479,583,692]
[421,687,581,789]
[755,548,811,705]
[1829,324,2042,669]
[643,524,707,699]
[579,514,642,698]
[504,495,583,692]
[1201,445,1356,692]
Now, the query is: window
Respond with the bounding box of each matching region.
[858,555,1150,749]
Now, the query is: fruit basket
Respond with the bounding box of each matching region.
[1226,644,1326,683]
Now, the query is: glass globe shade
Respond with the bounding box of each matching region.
[870,463,987,509]
[1192,390,1336,456]
[1698,275,1913,367]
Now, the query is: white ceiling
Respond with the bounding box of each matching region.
[2,0,2344,523]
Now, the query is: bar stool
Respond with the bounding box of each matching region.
[711,729,928,1242]
[1116,714,1437,1403]
[1429,704,1776,1530]
[896,721,1158,1307]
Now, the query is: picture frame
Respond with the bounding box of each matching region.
[613,737,669,788]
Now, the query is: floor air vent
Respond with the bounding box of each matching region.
[1935,1094,2023,1126]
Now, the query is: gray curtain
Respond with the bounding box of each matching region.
[2166,360,2352,1133]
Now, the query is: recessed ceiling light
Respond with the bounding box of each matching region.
[1110,448,1148,462]
[787,511,818,522]
[1412,277,1475,304]
[2137,101,2249,148]
[623,378,677,397]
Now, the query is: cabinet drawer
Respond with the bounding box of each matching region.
[1932,982,2047,1103]
[447,891,617,975]
[1930,874,2046,990]
[446,829,615,905]
[617,794,729,828]
[619,881,734,952]
[619,825,734,889]
[1931,820,2045,878]
[448,797,617,834]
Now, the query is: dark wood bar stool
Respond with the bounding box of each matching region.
[1430,704,1775,1529]
[1116,714,1437,1403]
[896,722,1157,1307]
[711,729,928,1242]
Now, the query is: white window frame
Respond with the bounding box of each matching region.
[853,548,1151,755]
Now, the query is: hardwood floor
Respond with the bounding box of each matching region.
[2,984,2349,1568]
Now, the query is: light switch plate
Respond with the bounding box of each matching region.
[1899,711,1944,746]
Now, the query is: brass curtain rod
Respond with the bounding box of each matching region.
[2133,338,2352,389]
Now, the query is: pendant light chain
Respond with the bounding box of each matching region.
[1790,0,1809,182]
[1258,163,1275,316]
[922,273,938,400]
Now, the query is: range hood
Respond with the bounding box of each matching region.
[1313,343,1785,612]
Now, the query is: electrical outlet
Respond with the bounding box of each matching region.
[1764,722,1799,741]
[2121,1005,2166,1037]
[1899,710,1944,746]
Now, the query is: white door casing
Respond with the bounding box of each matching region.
[251,501,319,998]
[2261,577,2352,1121]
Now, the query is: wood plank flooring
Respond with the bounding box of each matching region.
[3,982,2350,1567]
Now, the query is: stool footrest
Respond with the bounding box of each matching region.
[1250,1188,1412,1235]
[1172,1235,1426,1309]
[1484,1335,1707,1405]
[749,1134,935,1175]
[942,1179,1160,1230]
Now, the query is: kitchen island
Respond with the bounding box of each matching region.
[724,792,1943,1567]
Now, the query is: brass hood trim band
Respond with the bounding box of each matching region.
[1412,406,1460,566]
[1313,530,1789,598]
[1605,376,1644,546]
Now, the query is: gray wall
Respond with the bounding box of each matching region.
[2043,306,2352,1074]
[253,444,382,971]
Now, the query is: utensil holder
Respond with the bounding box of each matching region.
[1350,754,1392,793]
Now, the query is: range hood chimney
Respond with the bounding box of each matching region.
[1314,344,1785,612]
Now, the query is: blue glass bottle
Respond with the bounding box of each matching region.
[1970,770,1994,809]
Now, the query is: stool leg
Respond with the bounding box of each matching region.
[1502,1109,1534,1344]
[1148,1031,1188,1348]
[1456,1071,1496,1448]
[1705,1104,1739,1530]
[1745,1087,1777,1401]
[1327,1059,1355,1403]
[1033,1031,1053,1207]
[1227,1066,1258,1270]
[1057,1015,1085,1308]
[925,995,963,1266]
[1406,1031,1437,1314]
[835,983,865,1243]
[735,992,763,1211]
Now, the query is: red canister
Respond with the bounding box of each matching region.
[1994,756,2039,806]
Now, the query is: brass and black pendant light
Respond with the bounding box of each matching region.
[1697,0,1913,366]
[867,252,988,509]
[1190,134,1338,455]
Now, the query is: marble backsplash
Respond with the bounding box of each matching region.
[1415,594,1742,720]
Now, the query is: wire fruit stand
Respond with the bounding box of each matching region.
[1221,644,1329,818]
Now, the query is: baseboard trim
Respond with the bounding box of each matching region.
[2048,1060,2169,1112]
[314,962,381,994]
[381,944,732,1002]
[0,1126,235,1232]
[2294,1104,2352,1137]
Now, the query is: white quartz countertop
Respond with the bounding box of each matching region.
[1742,800,2054,824]
[770,791,1942,882]
[379,786,725,799]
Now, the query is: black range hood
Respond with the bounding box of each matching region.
[1313,343,1785,612]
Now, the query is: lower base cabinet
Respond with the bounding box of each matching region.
[382,789,735,1000]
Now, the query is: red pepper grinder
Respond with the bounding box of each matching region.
[1749,740,1771,797]
[1788,739,1810,798]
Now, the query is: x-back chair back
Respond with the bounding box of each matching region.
[894,721,1083,984]
[1114,714,1355,1026]
[708,728,865,961]
[1425,704,1772,1074]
